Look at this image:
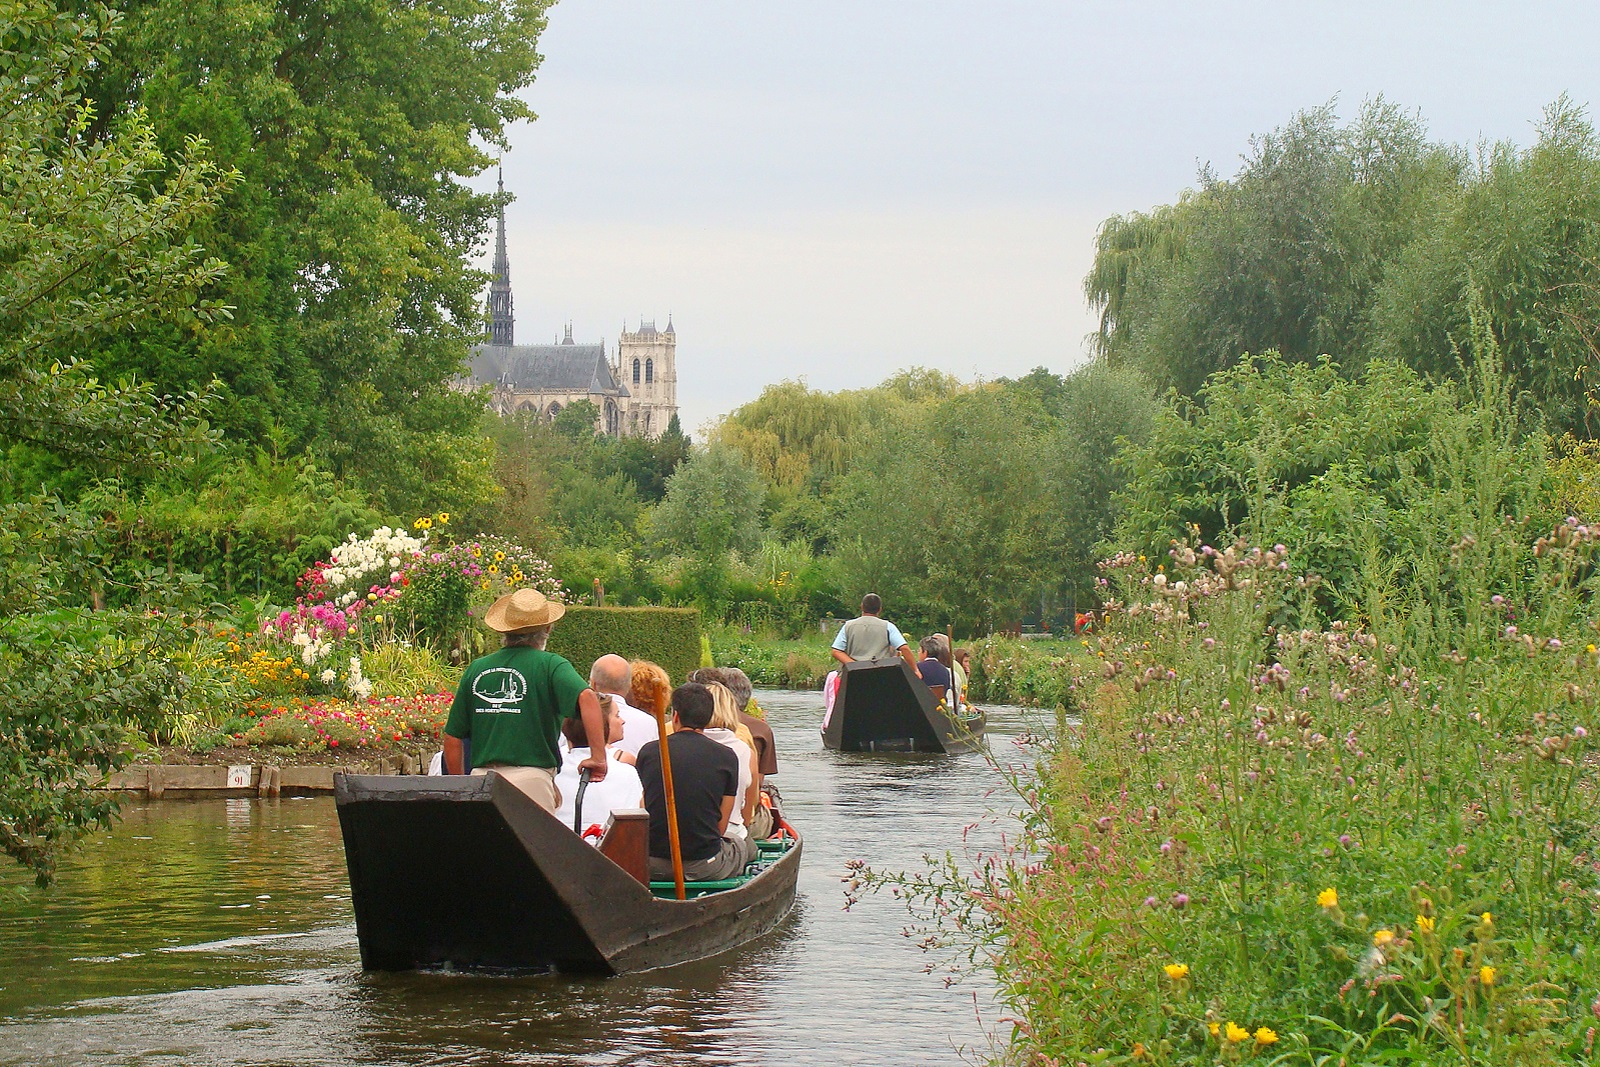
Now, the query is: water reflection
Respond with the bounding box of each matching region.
[0,691,1036,1066]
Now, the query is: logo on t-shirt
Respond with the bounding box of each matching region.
[472,667,527,712]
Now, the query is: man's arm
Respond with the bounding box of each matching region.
[574,689,609,782]
[898,643,921,678]
[716,794,736,837]
[742,769,760,828]
[830,647,852,667]
[443,734,465,775]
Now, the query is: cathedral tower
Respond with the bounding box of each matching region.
[487,168,514,346]
[616,317,678,438]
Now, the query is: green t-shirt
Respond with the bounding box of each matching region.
[444,647,589,770]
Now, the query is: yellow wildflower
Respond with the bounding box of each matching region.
[1481,911,1493,925]
[1317,888,1338,909]
[480,579,491,591]
[437,512,450,524]
[473,546,482,557]
[1480,965,1496,986]
[1163,963,1189,980]
[1254,1027,1278,1046]
[419,517,432,529]
[495,551,506,561]
[1416,915,1435,934]
[1208,1022,1220,1037]
[488,565,498,575]
[1373,929,1395,946]
[1225,1022,1250,1043]
[1588,644,1596,654]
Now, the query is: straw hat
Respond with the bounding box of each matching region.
[483,588,566,633]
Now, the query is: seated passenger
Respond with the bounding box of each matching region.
[703,681,758,861]
[916,635,953,696]
[716,666,778,839]
[952,646,972,707]
[627,659,673,724]
[554,695,644,839]
[590,654,655,760]
[635,683,745,883]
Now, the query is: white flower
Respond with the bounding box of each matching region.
[388,556,400,568]
[320,669,336,684]
[301,646,316,666]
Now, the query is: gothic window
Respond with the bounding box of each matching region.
[517,400,536,414]
[645,358,654,384]
[630,412,639,432]
[643,412,651,435]
[605,401,618,436]
[547,402,562,422]
[632,359,640,384]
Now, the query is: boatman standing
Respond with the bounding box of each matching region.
[443,588,609,810]
[830,593,921,679]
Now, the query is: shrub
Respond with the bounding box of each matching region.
[547,606,702,684]
[966,635,1082,712]
[706,625,833,688]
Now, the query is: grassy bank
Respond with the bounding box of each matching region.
[905,530,1600,1066]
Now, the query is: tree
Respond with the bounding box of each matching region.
[81,0,555,513]
[654,445,764,611]
[0,0,235,884]
[552,399,600,440]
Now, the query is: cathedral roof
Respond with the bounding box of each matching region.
[471,343,629,397]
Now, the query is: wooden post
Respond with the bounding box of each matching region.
[593,578,605,607]
[651,704,686,900]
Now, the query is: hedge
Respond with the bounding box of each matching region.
[547,606,702,685]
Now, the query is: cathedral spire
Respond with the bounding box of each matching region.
[488,165,514,346]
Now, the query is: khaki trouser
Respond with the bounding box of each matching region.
[749,802,775,841]
[650,835,746,882]
[473,764,559,811]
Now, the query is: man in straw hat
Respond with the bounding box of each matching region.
[443,588,608,809]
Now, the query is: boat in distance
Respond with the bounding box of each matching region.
[821,659,986,754]
[334,771,801,974]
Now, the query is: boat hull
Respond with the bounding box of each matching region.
[821,659,986,753]
[335,773,801,974]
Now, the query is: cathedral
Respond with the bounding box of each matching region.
[467,174,680,438]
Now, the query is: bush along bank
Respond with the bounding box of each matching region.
[965,635,1084,713]
[875,527,1600,1066]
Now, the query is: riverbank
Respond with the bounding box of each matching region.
[930,537,1600,1065]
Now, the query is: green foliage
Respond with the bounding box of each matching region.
[1114,346,1554,620]
[706,625,834,689]
[80,0,553,514]
[1087,97,1600,439]
[963,635,1082,712]
[545,606,702,687]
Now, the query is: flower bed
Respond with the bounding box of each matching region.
[236,693,451,752]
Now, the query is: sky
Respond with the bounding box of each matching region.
[483,1,1600,434]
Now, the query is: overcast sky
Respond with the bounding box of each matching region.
[482,1,1600,434]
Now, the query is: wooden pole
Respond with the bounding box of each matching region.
[651,704,686,900]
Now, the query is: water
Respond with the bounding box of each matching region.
[0,692,1043,1066]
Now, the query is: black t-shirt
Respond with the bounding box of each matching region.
[918,658,952,691]
[636,731,739,862]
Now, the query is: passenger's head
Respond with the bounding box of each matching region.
[919,633,951,665]
[590,653,632,695]
[670,682,715,730]
[686,666,729,689]
[861,593,882,616]
[953,647,971,670]
[705,682,742,731]
[503,624,551,650]
[628,660,672,718]
[720,667,753,712]
[561,693,623,750]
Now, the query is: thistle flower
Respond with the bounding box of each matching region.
[1416,915,1435,934]
[1372,929,1395,946]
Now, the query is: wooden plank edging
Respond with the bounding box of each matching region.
[99,762,421,797]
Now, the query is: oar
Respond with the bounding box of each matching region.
[651,704,686,900]
[572,766,592,835]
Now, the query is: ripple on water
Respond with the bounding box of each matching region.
[0,691,1035,1066]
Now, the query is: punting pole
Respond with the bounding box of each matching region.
[652,703,686,900]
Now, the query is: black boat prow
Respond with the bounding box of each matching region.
[335,772,800,975]
[821,659,986,754]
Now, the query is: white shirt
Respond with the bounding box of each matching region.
[601,694,658,758]
[553,746,644,841]
[703,727,754,840]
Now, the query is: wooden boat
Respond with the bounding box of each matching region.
[820,659,986,753]
[334,771,801,974]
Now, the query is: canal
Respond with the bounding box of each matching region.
[0,691,1039,1066]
